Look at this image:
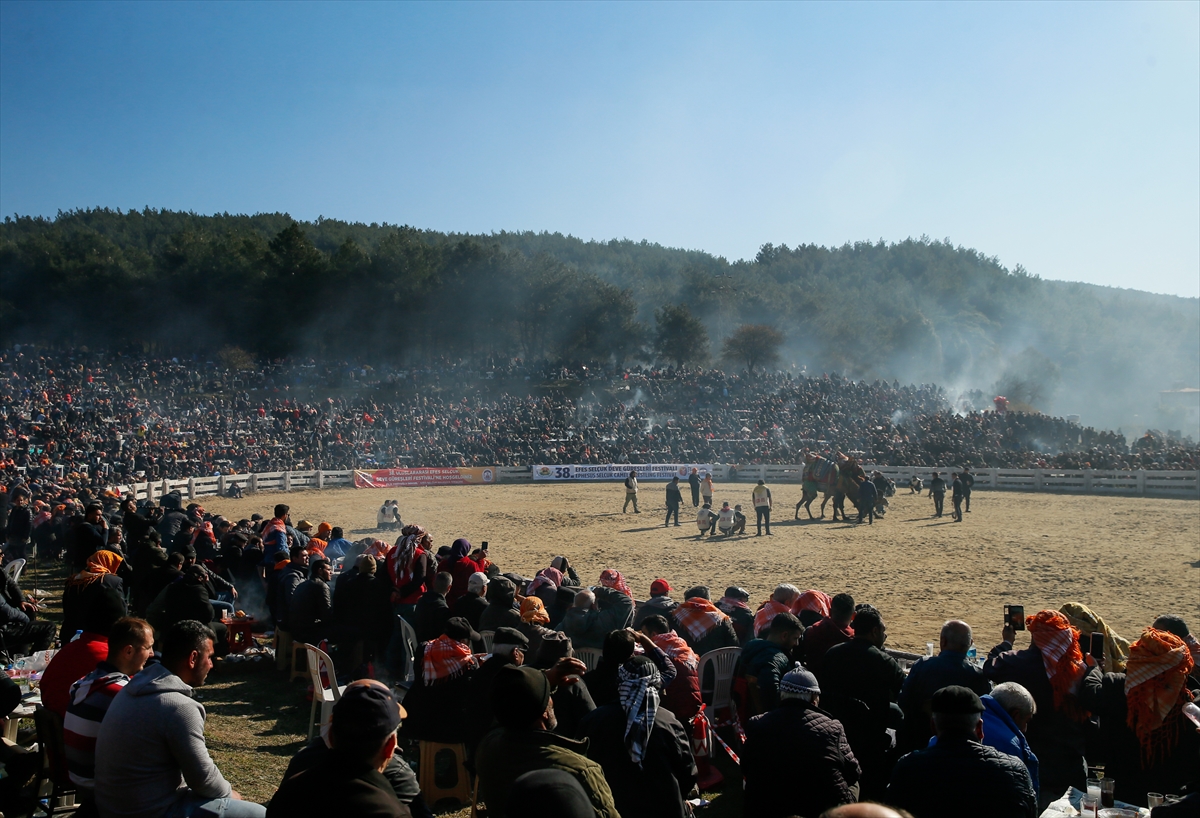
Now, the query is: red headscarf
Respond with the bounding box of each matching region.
[1125,628,1195,765]
[599,569,631,597]
[791,589,832,619]
[1027,610,1087,712]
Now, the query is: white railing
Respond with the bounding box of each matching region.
[113,465,1198,501]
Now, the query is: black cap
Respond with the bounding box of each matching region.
[493,627,529,649]
[444,616,480,644]
[331,683,404,745]
[724,586,750,600]
[492,665,551,728]
[931,685,985,714]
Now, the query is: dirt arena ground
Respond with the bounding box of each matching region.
[204,483,1199,653]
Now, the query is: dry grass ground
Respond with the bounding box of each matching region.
[25,483,1199,814]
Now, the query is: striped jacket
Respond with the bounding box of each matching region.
[63,661,129,789]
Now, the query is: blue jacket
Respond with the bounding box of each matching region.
[930,694,1040,795]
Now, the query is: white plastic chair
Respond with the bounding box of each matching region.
[304,643,345,740]
[697,647,741,713]
[4,559,25,582]
[576,647,603,672]
[480,630,495,653]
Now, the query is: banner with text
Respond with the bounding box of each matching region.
[353,467,496,488]
[532,463,713,482]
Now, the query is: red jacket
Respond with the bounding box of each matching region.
[40,634,108,718]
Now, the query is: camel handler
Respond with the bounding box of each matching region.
[752,480,773,536]
[622,470,640,514]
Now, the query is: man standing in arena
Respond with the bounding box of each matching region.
[752,480,773,536]
[622,470,640,514]
[664,477,683,527]
[688,468,701,507]
[961,466,975,512]
[929,472,946,518]
[951,472,965,522]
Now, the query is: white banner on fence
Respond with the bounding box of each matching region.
[532,463,714,481]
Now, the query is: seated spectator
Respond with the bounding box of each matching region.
[61,550,130,638]
[926,682,1040,798]
[161,565,229,655]
[400,617,479,743]
[1059,601,1131,671]
[137,550,183,619]
[475,662,617,818]
[518,596,554,662]
[271,545,309,632]
[984,609,1091,808]
[791,588,833,629]
[548,555,580,586]
[898,619,991,752]
[673,586,739,654]
[95,620,266,818]
[530,631,596,739]
[578,655,697,818]
[742,667,860,818]
[331,554,393,671]
[479,576,522,633]
[450,572,490,632]
[886,686,1037,818]
[269,681,413,817]
[63,617,155,795]
[633,578,678,629]
[820,607,905,800]
[508,770,594,818]
[0,563,56,653]
[639,615,701,724]
[465,627,530,756]
[40,594,129,718]
[1151,613,1200,683]
[437,538,483,606]
[739,612,804,716]
[753,583,801,637]
[585,628,677,708]
[801,592,856,674]
[1079,627,1199,807]
[715,586,755,645]
[527,567,563,611]
[557,586,634,650]
[547,585,578,630]
[413,572,453,644]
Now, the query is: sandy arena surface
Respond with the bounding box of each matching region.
[203,483,1200,653]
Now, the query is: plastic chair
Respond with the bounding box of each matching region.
[304,643,345,740]
[4,558,26,582]
[697,647,741,713]
[33,704,78,815]
[576,647,603,672]
[419,740,473,808]
[479,630,495,653]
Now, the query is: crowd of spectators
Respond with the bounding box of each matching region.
[0,347,1196,499]
[2,483,1198,817]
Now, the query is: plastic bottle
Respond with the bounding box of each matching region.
[1184,702,1200,730]
[71,629,83,643]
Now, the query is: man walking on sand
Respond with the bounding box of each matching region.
[688,468,701,507]
[664,477,683,527]
[753,480,773,536]
[623,470,640,514]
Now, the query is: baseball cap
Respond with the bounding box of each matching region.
[444,616,480,644]
[650,579,671,596]
[468,572,490,592]
[331,683,405,745]
[724,586,750,601]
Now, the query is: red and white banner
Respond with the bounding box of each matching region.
[353,467,496,488]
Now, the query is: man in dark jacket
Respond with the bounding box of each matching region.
[450,572,489,632]
[801,592,855,674]
[270,681,412,817]
[739,612,803,715]
[577,655,697,818]
[898,619,991,752]
[886,686,1037,818]
[742,668,860,818]
[479,576,522,633]
[929,471,947,517]
[856,476,877,524]
[687,468,701,507]
[274,546,310,632]
[290,559,334,645]
[332,555,394,669]
[634,579,678,629]
[819,607,905,800]
[161,565,229,655]
[664,477,684,527]
[413,572,453,643]
[3,486,33,563]
[0,568,56,652]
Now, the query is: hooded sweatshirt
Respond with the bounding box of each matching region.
[94,662,231,818]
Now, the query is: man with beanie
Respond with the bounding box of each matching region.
[270,680,413,817]
[742,666,860,818]
[475,660,618,818]
[578,655,697,818]
[886,686,1037,818]
[95,620,266,818]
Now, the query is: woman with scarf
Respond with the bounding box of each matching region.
[1059,601,1131,672]
[189,520,219,562]
[438,538,483,606]
[518,596,555,663]
[1080,627,1199,807]
[527,567,563,610]
[578,655,697,818]
[61,550,129,637]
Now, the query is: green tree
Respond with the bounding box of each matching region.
[722,324,785,373]
[654,304,709,369]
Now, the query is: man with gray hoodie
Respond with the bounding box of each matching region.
[94,620,266,818]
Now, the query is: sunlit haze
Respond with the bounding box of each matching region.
[2,1,1197,298]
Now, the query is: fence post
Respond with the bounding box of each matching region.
[1034,470,1044,491]
[249,473,258,494]
[187,477,196,500]
[316,470,324,490]
[1137,471,1146,496]
[283,471,291,492]
[218,474,226,496]
[1083,469,1093,493]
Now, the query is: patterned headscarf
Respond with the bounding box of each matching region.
[520,596,550,625]
[618,658,663,768]
[651,631,698,672]
[363,539,394,560]
[389,524,428,586]
[674,597,730,643]
[1027,610,1087,711]
[190,521,217,550]
[754,599,793,638]
[1125,627,1195,765]
[1059,602,1131,672]
[599,569,632,597]
[423,634,478,684]
[67,549,124,588]
[528,567,563,596]
[791,589,832,619]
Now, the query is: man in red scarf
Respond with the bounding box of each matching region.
[1080,627,1198,807]
[672,586,739,654]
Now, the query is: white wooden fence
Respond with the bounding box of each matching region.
[116,465,1198,501]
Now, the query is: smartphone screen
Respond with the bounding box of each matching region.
[1090,632,1105,661]
[481,541,488,549]
[1004,605,1025,631]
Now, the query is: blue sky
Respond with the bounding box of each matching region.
[2,1,1197,297]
